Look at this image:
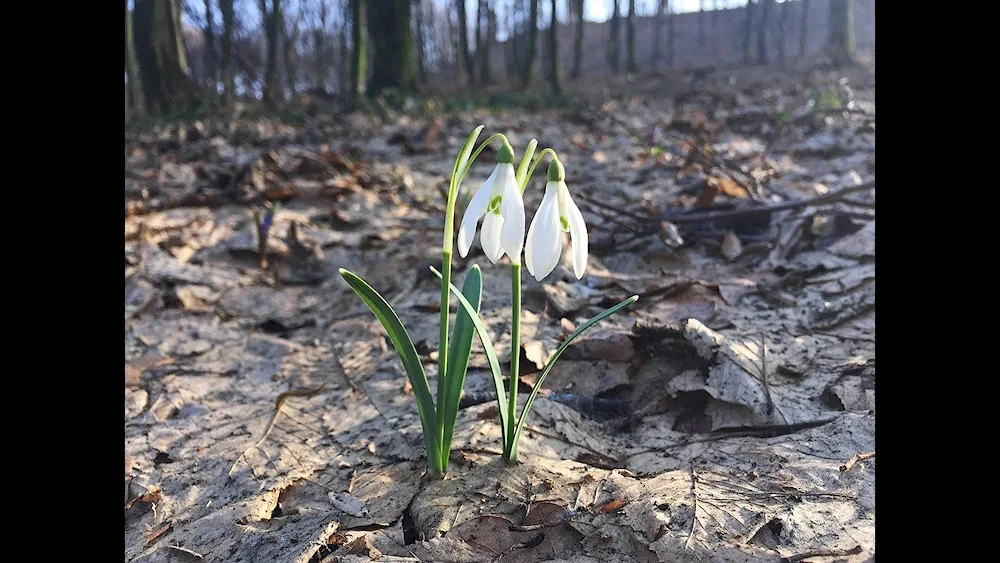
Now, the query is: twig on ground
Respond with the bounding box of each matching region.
[663,182,875,225]
[781,544,863,562]
[840,452,875,472]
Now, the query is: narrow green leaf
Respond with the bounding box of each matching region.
[509,295,639,459]
[515,139,538,189]
[339,268,441,473]
[450,125,485,193]
[440,265,483,468]
[430,266,509,445]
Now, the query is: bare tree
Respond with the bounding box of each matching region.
[626,0,636,73]
[457,0,474,83]
[415,0,428,83]
[283,3,301,97]
[776,1,787,65]
[479,0,495,84]
[548,0,560,93]
[203,0,218,93]
[757,0,771,65]
[134,0,194,115]
[125,0,144,116]
[369,0,416,92]
[570,0,584,78]
[315,1,330,91]
[351,0,367,99]
[667,0,674,69]
[742,0,755,65]
[698,0,706,46]
[652,0,665,68]
[220,0,235,104]
[260,0,283,107]
[609,0,620,74]
[799,0,809,57]
[827,0,856,65]
[521,0,538,85]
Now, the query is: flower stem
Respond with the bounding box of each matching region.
[520,148,559,193]
[504,263,522,462]
[435,251,451,475]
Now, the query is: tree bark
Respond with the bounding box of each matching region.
[203,0,218,93]
[457,0,474,84]
[315,1,329,91]
[368,0,415,93]
[776,1,787,65]
[481,0,494,84]
[220,0,235,105]
[570,0,583,78]
[667,0,674,69]
[652,0,664,68]
[757,0,771,65]
[415,0,427,84]
[698,0,706,46]
[609,0,620,74]
[351,0,367,100]
[520,0,538,85]
[827,0,855,65]
[125,0,144,116]
[742,0,754,65]
[261,0,283,107]
[283,9,299,97]
[548,0,560,93]
[626,0,636,73]
[133,0,194,115]
[798,0,809,57]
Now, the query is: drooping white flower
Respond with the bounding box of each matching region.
[457,143,525,264]
[525,159,588,281]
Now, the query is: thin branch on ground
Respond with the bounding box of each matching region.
[840,452,875,472]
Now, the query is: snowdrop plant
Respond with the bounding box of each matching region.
[340,127,636,476]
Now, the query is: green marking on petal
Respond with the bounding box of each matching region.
[559,216,570,232]
[489,195,503,213]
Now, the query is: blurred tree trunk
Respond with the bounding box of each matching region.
[667,0,674,69]
[475,0,483,83]
[798,0,809,57]
[520,0,538,85]
[415,0,427,84]
[316,1,329,91]
[368,0,415,93]
[457,0,473,84]
[827,0,855,65]
[776,1,787,66]
[203,0,218,94]
[220,0,235,104]
[652,0,664,69]
[134,0,194,115]
[570,0,583,78]
[261,0,283,107]
[283,10,299,98]
[757,0,770,65]
[125,0,145,116]
[742,0,754,65]
[480,0,495,84]
[169,0,187,70]
[351,0,367,99]
[609,0,620,74]
[548,0,560,93]
[698,0,706,46]
[626,0,636,73]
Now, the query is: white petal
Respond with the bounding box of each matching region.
[529,184,563,281]
[456,168,497,257]
[498,164,525,262]
[481,211,504,263]
[560,183,589,279]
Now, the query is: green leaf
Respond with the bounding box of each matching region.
[450,125,485,193]
[430,266,509,445]
[339,268,441,473]
[509,295,639,460]
[515,139,538,190]
[439,265,483,467]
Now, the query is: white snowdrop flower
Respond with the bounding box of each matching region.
[524,159,588,281]
[457,142,525,264]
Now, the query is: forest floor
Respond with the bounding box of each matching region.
[125,64,875,563]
